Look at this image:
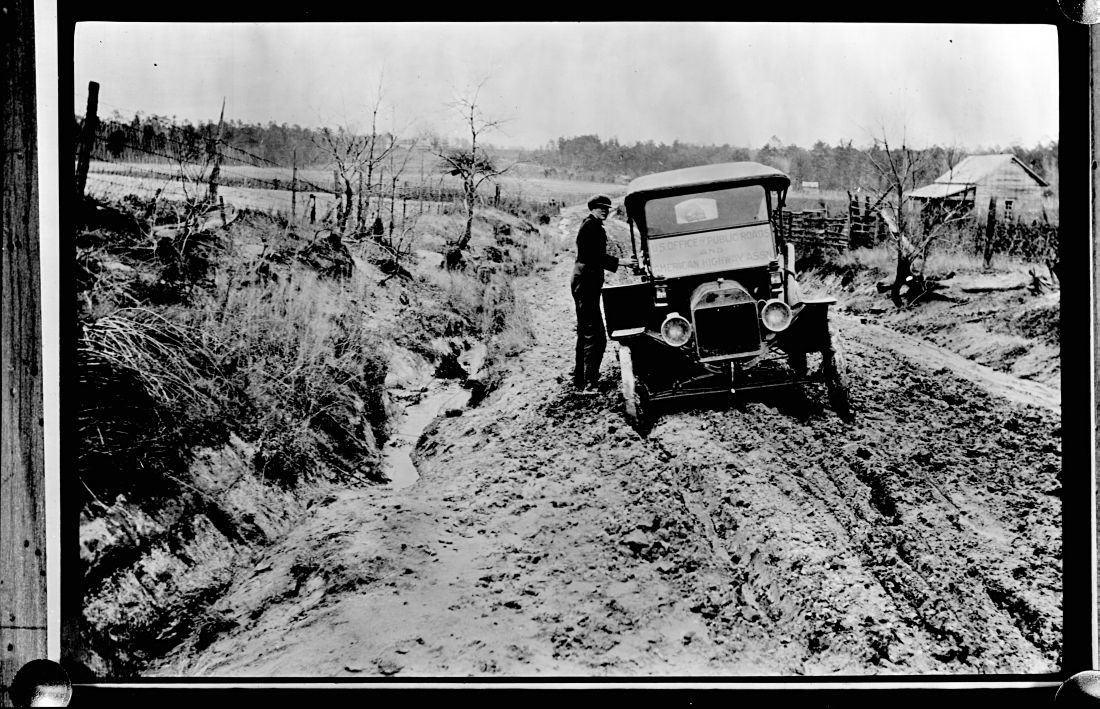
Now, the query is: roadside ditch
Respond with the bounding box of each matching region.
[75,200,548,676]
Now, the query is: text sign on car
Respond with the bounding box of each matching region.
[648,223,774,279]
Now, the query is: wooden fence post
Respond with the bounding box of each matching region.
[357,171,364,231]
[2,0,49,697]
[291,150,297,220]
[846,192,859,243]
[983,196,998,268]
[207,97,225,200]
[74,80,99,203]
[332,169,339,224]
[376,167,384,225]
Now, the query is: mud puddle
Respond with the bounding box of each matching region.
[384,381,471,489]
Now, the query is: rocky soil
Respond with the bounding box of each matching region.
[148,207,1061,677]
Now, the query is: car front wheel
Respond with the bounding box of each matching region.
[822,336,853,420]
[787,349,808,378]
[618,344,649,433]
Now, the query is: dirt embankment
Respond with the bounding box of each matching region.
[805,262,1060,390]
[76,203,546,677]
[150,207,1060,677]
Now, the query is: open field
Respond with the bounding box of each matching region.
[785,188,851,215]
[87,161,624,213]
[85,170,342,219]
[86,161,864,233]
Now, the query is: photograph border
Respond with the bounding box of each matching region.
[22,2,1095,703]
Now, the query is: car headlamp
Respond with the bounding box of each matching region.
[660,312,693,347]
[760,299,793,332]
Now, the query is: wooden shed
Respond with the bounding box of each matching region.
[907,154,1049,222]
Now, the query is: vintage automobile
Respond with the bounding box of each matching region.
[601,162,852,429]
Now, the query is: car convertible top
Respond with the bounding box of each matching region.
[623,162,791,216]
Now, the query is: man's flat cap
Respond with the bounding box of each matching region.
[587,194,612,210]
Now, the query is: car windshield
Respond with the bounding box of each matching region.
[643,185,769,237]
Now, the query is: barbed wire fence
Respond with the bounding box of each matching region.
[79,96,353,228]
[75,82,569,237]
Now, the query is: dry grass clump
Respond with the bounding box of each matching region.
[820,216,1057,279]
[77,306,228,502]
[476,281,535,402]
[83,309,218,413]
[826,242,1035,277]
[507,225,555,275]
[193,266,389,487]
[76,202,391,503]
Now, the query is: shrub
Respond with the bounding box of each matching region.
[980,220,1059,264]
[511,227,554,275]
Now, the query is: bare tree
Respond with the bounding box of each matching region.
[313,76,401,236]
[385,137,417,238]
[369,137,421,279]
[861,128,970,307]
[315,126,372,235]
[359,77,401,231]
[161,137,222,239]
[434,79,516,257]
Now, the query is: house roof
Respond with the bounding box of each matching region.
[907,182,974,200]
[911,154,1049,200]
[624,162,790,213]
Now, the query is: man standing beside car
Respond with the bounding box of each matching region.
[572,194,635,393]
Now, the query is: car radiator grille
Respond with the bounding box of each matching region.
[693,301,761,359]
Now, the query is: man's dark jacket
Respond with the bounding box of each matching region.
[573,214,619,281]
[571,214,619,388]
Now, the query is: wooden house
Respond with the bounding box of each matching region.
[907,154,1049,222]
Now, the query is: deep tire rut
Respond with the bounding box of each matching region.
[637,320,1060,672]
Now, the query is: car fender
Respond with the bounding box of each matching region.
[780,299,833,351]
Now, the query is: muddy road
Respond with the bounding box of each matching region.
[150,207,1061,677]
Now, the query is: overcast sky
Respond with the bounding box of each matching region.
[73,22,1059,151]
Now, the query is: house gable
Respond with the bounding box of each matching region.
[928,154,1048,189]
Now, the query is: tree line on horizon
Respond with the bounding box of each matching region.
[86,112,340,167]
[519,134,1059,193]
[84,112,1058,196]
